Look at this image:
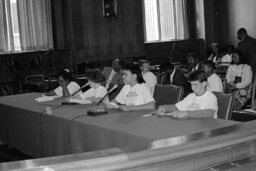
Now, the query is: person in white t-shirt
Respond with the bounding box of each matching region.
[203,60,223,92]
[45,69,80,97]
[105,63,155,111]
[72,70,108,102]
[140,60,157,95]
[156,70,218,118]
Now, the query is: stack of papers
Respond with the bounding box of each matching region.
[35,95,61,102]
[69,99,92,104]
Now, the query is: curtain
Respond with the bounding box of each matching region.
[0,0,15,52]
[143,0,189,42]
[17,0,53,51]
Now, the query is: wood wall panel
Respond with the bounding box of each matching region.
[52,0,145,63]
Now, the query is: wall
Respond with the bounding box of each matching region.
[51,0,145,63]
[219,0,256,46]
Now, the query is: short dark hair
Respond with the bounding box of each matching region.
[123,63,145,84]
[189,70,207,83]
[186,53,198,60]
[203,60,215,70]
[160,61,174,72]
[237,28,247,35]
[232,49,246,64]
[140,59,150,67]
[58,69,72,81]
[87,69,106,83]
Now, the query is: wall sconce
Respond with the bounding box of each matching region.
[102,0,118,17]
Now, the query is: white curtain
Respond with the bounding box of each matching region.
[143,0,189,42]
[17,0,53,51]
[0,0,15,52]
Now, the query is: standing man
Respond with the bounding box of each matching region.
[237,28,256,72]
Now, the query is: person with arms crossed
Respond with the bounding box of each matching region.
[105,63,155,112]
[156,70,218,118]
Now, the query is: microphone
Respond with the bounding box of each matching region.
[96,84,118,106]
[70,81,90,97]
[87,84,118,116]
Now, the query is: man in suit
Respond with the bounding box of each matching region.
[186,53,203,77]
[160,61,192,98]
[237,28,256,72]
[102,58,123,89]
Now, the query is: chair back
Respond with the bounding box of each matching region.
[213,92,234,120]
[153,84,183,108]
[108,83,124,101]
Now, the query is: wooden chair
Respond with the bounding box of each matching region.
[213,92,234,120]
[23,74,45,92]
[153,84,184,108]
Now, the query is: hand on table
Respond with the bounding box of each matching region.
[167,111,188,118]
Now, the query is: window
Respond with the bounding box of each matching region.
[143,0,189,42]
[0,0,53,53]
[10,0,21,51]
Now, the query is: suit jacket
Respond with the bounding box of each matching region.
[163,69,192,98]
[102,67,123,85]
[238,35,256,71]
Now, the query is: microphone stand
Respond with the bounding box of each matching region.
[88,85,118,116]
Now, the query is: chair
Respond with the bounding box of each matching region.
[23,74,45,92]
[153,84,184,108]
[213,92,234,120]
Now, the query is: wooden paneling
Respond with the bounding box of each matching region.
[52,0,145,63]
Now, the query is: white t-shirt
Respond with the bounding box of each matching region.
[54,81,80,97]
[226,64,252,89]
[207,73,223,92]
[115,83,155,106]
[142,71,157,95]
[220,54,232,66]
[79,85,107,100]
[175,91,218,118]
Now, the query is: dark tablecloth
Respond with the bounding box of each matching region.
[0,93,239,157]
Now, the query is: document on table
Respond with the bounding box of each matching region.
[68,98,92,104]
[35,95,61,102]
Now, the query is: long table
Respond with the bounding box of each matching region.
[0,93,239,158]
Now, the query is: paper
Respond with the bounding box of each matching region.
[35,95,61,102]
[244,109,256,114]
[69,98,92,104]
[105,102,119,109]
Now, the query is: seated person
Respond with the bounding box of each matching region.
[140,60,157,95]
[72,70,108,102]
[220,44,234,66]
[160,61,192,97]
[225,49,253,110]
[45,69,80,97]
[186,53,203,76]
[105,63,155,111]
[207,43,222,64]
[203,60,223,92]
[102,59,123,89]
[156,70,218,118]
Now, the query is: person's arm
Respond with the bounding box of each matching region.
[156,104,178,115]
[62,83,71,97]
[225,66,232,83]
[44,90,56,96]
[170,109,215,118]
[120,101,155,111]
[236,65,253,89]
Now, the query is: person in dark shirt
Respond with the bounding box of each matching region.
[160,61,192,98]
[237,28,256,72]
